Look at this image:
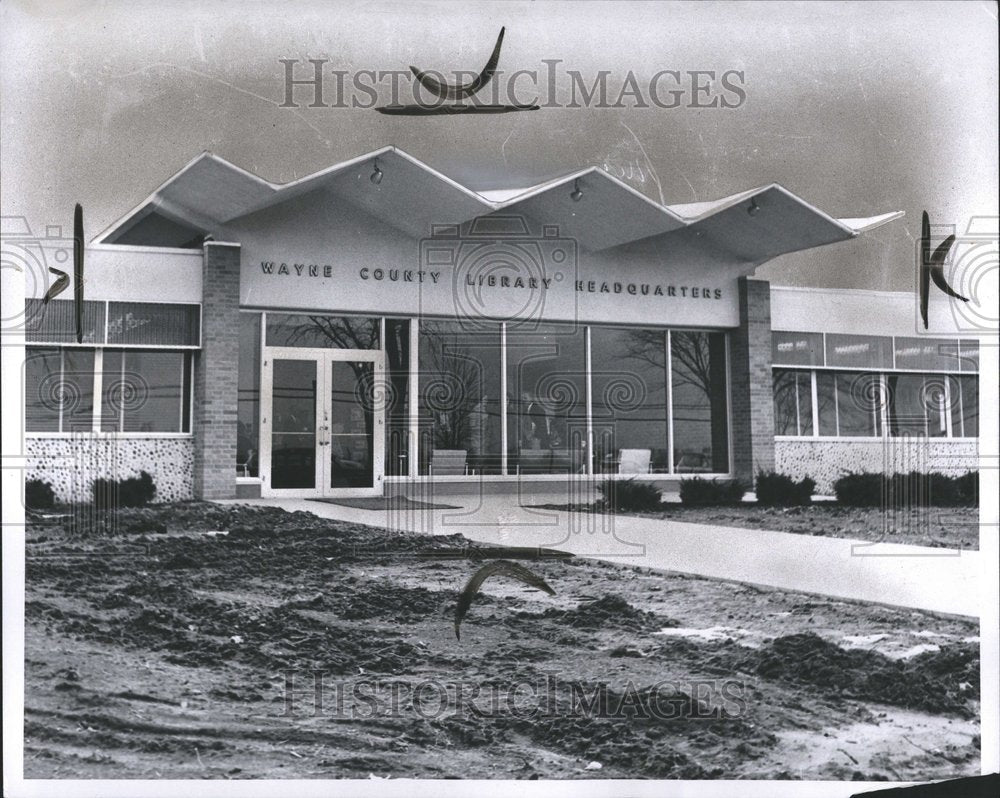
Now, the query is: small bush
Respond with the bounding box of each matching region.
[955,471,977,504]
[755,472,815,506]
[92,470,157,510]
[25,479,56,510]
[832,473,883,507]
[679,477,746,507]
[597,479,663,513]
[834,471,978,507]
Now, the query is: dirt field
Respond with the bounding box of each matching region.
[531,502,980,550]
[23,503,980,780]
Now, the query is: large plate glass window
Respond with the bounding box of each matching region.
[237,314,262,477]
[591,327,670,473]
[773,369,813,436]
[505,322,587,476]
[266,314,379,349]
[24,347,95,432]
[101,350,192,433]
[671,331,728,473]
[418,320,503,476]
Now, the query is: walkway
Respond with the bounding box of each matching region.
[219,492,981,617]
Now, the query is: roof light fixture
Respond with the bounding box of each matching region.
[570,178,583,202]
[747,197,761,216]
[370,159,383,185]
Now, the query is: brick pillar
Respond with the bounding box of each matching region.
[193,242,241,499]
[730,277,775,485]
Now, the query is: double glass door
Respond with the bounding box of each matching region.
[261,348,384,497]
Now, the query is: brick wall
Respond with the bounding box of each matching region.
[193,242,241,499]
[730,277,775,484]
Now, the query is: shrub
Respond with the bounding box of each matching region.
[597,478,663,513]
[679,477,746,506]
[92,470,157,510]
[955,471,977,504]
[832,473,883,507]
[755,472,815,506]
[833,471,978,507]
[25,479,56,510]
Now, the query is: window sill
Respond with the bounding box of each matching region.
[775,435,979,442]
[25,432,194,439]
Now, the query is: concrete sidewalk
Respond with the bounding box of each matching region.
[220,493,981,617]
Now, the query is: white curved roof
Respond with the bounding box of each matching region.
[96,145,903,261]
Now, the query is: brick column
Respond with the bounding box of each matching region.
[193,242,241,499]
[729,277,775,485]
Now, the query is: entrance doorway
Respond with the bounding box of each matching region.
[260,347,385,498]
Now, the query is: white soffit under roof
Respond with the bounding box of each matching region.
[95,146,903,260]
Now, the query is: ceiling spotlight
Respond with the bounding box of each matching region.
[570,178,583,202]
[370,159,383,185]
[747,197,761,216]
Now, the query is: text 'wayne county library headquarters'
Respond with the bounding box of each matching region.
[17,147,979,501]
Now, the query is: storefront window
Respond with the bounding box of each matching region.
[265,314,379,348]
[505,322,587,475]
[591,327,669,473]
[773,369,813,436]
[384,319,410,476]
[671,331,728,473]
[25,348,95,432]
[958,376,978,437]
[816,372,838,435]
[418,320,502,475]
[102,350,191,433]
[886,373,930,436]
[835,372,882,436]
[237,314,261,476]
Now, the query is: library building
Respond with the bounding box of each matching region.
[19,147,979,501]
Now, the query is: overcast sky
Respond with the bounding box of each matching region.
[2,0,997,290]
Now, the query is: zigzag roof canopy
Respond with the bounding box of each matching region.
[96,146,903,266]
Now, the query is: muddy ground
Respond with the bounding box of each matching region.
[532,503,980,550]
[23,503,980,780]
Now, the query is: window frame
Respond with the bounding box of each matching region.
[773,367,979,441]
[25,299,202,349]
[25,345,195,438]
[245,312,736,481]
